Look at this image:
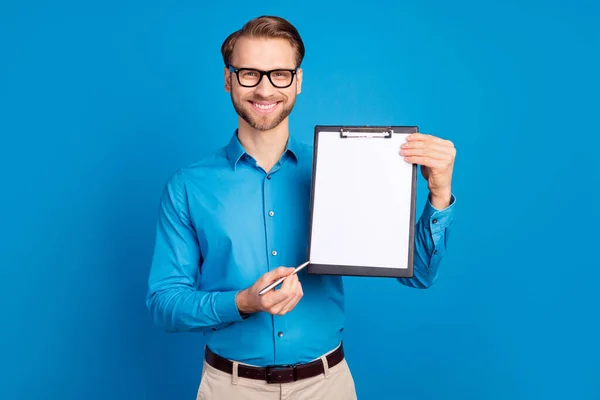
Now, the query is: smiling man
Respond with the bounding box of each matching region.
[146,15,456,400]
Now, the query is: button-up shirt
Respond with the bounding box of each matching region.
[146,131,455,367]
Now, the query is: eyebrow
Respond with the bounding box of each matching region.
[232,65,296,70]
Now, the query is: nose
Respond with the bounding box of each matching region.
[254,74,276,98]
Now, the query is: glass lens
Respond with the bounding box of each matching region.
[238,69,261,86]
[270,70,293,87]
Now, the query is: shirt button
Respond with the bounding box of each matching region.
[278,332,284,338]
[272,250,277,256]
[432,219,438,224]
[267,175,272,180]
[269,211,275,217]
[433,250,438,255]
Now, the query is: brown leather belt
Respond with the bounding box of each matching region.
[204,343,345,384]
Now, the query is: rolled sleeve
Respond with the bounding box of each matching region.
[422,194,455,265]
[398,194,456,288]
[421,194,456,232]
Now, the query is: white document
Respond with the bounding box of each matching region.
[308,127,416,275]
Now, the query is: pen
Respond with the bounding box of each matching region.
[258,261,311,296]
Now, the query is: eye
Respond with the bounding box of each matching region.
[272,70,292,80]
[241,70,258,78]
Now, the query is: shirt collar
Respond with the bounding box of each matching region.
[226,130,301,170]
[226,130,247,169]
[285,134,301,163]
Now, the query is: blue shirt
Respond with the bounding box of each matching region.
[146,131,455,367]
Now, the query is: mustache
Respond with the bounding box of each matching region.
[246,95,284,102]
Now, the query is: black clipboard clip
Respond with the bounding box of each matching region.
[340,127,393,138]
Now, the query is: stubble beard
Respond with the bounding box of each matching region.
[231,93,296,132]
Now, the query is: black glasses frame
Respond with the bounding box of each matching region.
[227,65,297,88]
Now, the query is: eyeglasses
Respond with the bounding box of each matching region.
[227,65,297,88]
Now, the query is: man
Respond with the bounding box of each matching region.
[146,15,456,400]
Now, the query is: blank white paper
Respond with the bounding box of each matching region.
[309,130,414,269]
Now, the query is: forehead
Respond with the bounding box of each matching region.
[231,37,296,69]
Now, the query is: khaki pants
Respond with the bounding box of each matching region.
[196,350,357,400]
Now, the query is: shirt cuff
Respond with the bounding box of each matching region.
[421,193,456,234]
[214,290,247,323]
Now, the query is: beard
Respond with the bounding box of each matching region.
[231,93,296,131]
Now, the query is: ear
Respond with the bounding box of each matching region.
[296,68,303,95]
[224,66,232,92]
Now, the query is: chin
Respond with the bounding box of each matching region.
[232,96,295,132]
[242,108,292,132]
[249,119,283,132]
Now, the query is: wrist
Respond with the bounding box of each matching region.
[429,189,452,209]
[236,289,254,314]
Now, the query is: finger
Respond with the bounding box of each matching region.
[401,147,454,160]
[277,280,303,315]
[406,133,452,147]
[264,273,298,310]
[403,156,447,168]
[262,266,294,284]
[277,292,301,315]
[400,143,454,160]
[270,275,299,314]
[256,267,293,304]
[276,279,301,315]
[401,140,454,151]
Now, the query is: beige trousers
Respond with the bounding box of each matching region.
[196,350,357,400]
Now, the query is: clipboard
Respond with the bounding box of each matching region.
[307,125,418,278]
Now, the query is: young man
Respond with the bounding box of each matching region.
[146,15,456,400]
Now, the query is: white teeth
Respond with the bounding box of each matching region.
[253,102,276,110]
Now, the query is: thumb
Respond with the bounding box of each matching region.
[264,266,295,282]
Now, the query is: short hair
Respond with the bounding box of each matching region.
[221,16,305,68]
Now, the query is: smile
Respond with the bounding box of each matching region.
[250,101,279,114]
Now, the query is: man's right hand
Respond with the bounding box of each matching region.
[236,267,304,316]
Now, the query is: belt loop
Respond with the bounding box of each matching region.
[320,355,330,379]
[232,361,239,385]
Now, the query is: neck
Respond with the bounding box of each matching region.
[237,118,290,173]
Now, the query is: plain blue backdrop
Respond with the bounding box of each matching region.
[1,0,599,399]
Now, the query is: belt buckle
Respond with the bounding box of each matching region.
[265,364,297,384]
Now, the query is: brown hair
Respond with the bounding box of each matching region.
[221,16,305,68]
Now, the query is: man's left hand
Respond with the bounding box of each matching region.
[400,132,456,209]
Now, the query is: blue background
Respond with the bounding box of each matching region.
[1,0,599,399]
